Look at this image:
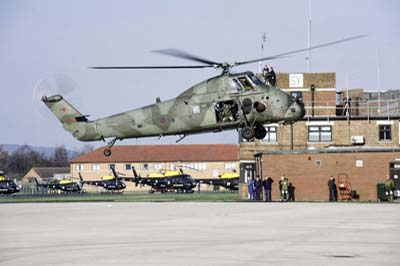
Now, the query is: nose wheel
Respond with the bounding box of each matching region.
[241,126,254,140]
[104,148,112,157]
[241,125,267,141]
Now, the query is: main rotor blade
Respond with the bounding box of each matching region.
[153,48,221,66]
[90,65,214,69]
[235,34,367,66]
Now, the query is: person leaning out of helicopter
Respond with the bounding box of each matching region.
[269,67,276,86]
[263,65,271,84]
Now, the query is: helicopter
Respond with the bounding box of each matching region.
[41,35,365,156]
[0,172,20,195]
[34,177,83,193]
[197,172,239,191]
[123,166,196,193]
[79,165,126,191]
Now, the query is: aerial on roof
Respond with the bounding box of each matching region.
[70,144,238,163]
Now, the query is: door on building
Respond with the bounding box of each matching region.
[240,162,256,184]
[389,161,400,197]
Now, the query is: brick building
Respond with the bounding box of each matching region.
[239,72,400,201]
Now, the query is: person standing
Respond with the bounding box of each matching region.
[280,175,289,202]
[255,175,263,200]
[269,67,276,86]
[247,178,254,200]
[262,176,274,202]
[328,176,337,201]
[384,175,395,203]
[263,65,270,83]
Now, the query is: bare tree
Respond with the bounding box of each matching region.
[51,145,69,167]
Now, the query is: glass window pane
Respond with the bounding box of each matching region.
[309,132,320,141]
[321,132,332,141]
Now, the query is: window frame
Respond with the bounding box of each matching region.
[92,164,100,172]
[308,125,332,142]
[262,126,277,143]
[140,163,149,170]
[379,125,392,141]
[76,164,84,172]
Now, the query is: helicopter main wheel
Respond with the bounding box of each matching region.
[241,126,254,140]
[254,125,267,140]
[104,148,112,157]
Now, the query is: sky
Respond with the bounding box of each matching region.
[1,0,399,150]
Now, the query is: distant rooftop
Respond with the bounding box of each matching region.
[71,144,239,163]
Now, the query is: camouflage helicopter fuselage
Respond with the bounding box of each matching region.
[42,71,304,155]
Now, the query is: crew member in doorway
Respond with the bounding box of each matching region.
[384,175,395,203]
[328,176,337,201]
[263,65,270,84]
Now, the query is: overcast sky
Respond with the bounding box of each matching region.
[1,0,399,150]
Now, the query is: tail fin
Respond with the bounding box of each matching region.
[110,165,119,179]
[34,178,41,192]
[79,172,85,183]
[132,166,138,178]
[42,95,98,141]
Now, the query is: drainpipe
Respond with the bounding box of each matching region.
[311,84,315,117]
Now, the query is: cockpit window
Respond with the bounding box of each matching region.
[228,79,243,92]
[237,76,253,91]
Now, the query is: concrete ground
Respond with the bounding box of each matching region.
[0,202,399,266]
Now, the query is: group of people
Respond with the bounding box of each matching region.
[262,65,276,86]
[247,174,397,202]
[247,175,293,202]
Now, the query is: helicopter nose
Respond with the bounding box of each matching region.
[284,100,305,122]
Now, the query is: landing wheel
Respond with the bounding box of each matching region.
[254,125,267,139]
[241,126,254,140]
[104,148,112,157]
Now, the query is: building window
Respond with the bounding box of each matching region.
[308,126,332,142]
[109,164,116,170]
[154,163,163,170]
[262,126,277,143]
[291,91,303,102]
[125,164,132,171]
[141,163,149,170]
[225,163,236,170]
[379,125,391,141]
[76,164,84,172]
[92,164,100,171]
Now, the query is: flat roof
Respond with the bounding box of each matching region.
[254,147,400,156]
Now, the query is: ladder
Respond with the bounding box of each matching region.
[337,173,351,201]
